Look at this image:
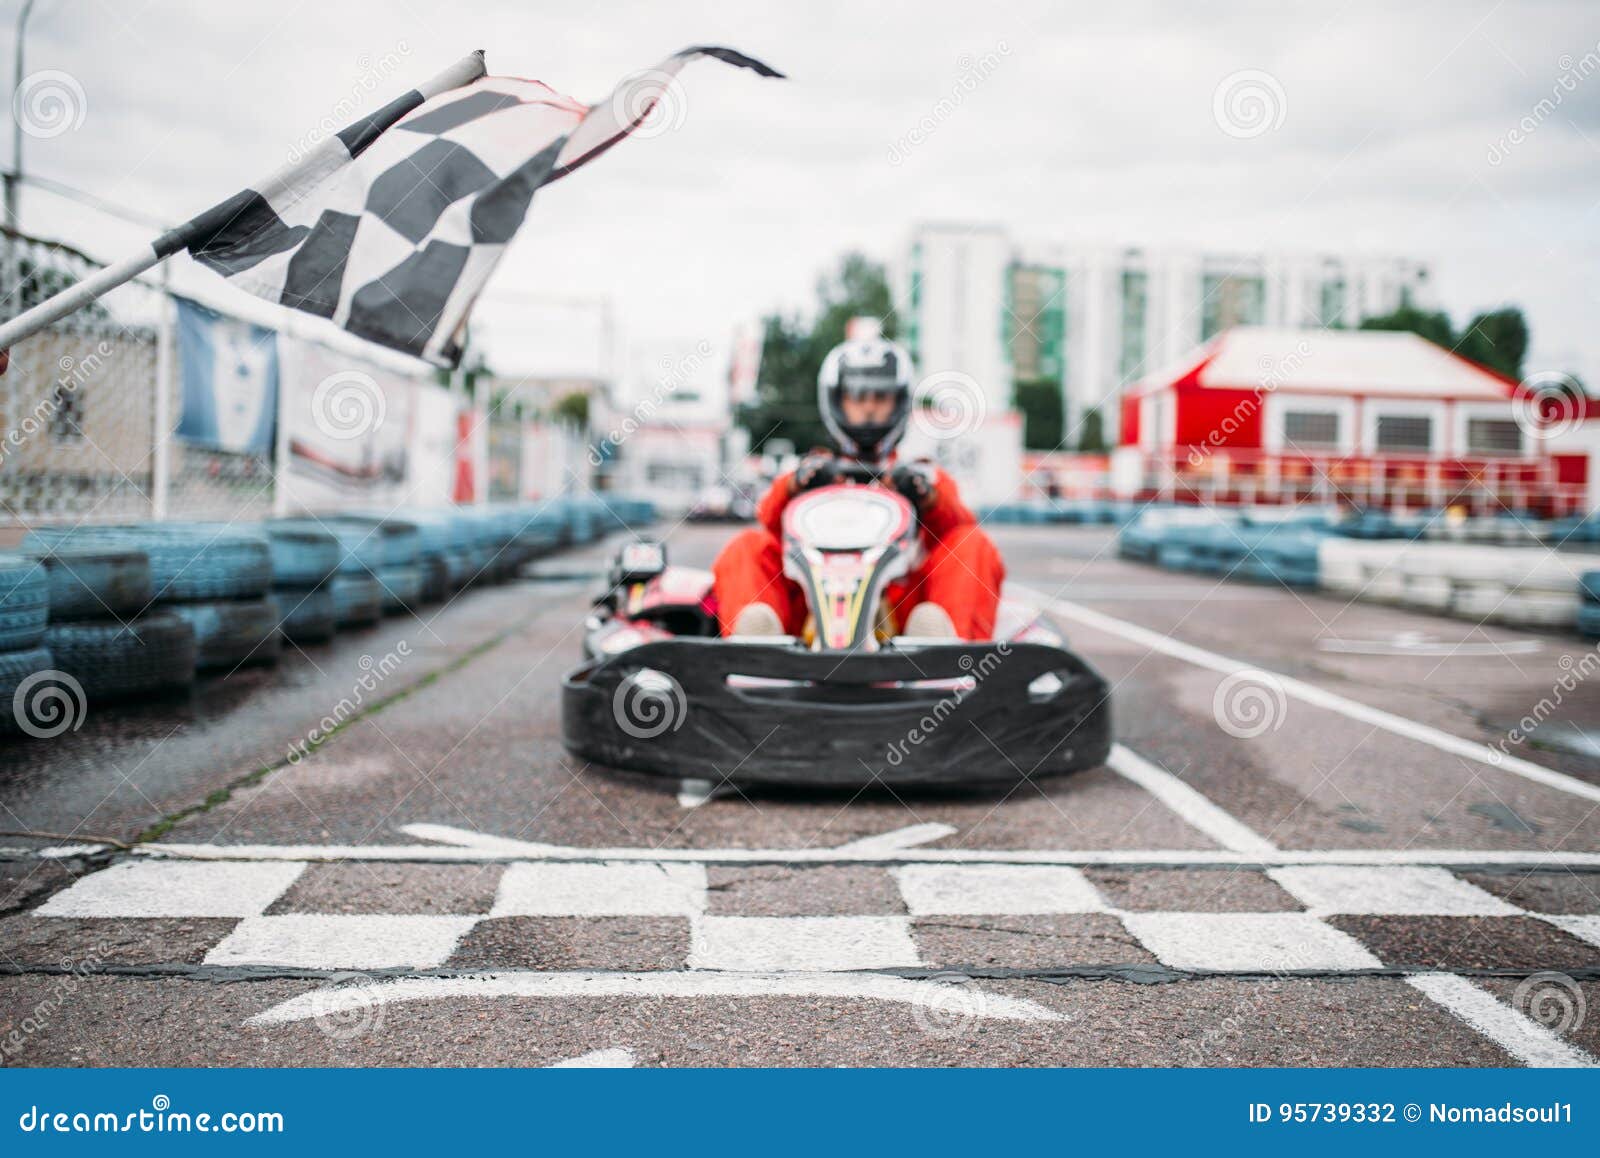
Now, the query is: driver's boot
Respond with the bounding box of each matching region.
[903,602,957,639]
[730,602,784,637]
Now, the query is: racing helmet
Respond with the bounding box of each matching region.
[817,337,914,460]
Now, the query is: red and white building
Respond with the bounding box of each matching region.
[1111,327,1589,516]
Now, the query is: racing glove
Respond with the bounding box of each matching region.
[889,461,938,510]
[792,451,841,494]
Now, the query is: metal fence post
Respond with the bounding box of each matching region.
[150,263,174,520]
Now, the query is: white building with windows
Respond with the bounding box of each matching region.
[896,224,1432,445]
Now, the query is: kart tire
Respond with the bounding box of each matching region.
[264,522,342,586]
[0,554,50,651]
[28,543,153,621]
[332,574,382,628]
[0,646,60,735]
[44,612,196,700]
[169,597,282,670]
[275,585,338,644]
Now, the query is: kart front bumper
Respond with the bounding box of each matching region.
[561,638,1112,788]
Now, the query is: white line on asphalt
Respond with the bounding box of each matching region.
[491,862,707,917]
[893,864,1106,916]
[244,971,1066,1027]
[1404,974,1597,1068]
[36,860,307,918]
[134,836,1600,868]
[1037,593,1600,805]
[548,1048,636,1068]
[833,823,958,854]
[1106,745,1278,853]
[677,779,725,808]
[1266,865,1521,916]
[689,916,920,971]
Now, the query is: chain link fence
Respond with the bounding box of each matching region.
[1,227,596,537]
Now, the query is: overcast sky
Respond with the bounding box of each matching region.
[7,0,1599,389]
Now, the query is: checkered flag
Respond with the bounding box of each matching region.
[151,47,782,367]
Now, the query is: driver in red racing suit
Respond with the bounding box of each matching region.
[712,336,1004,641]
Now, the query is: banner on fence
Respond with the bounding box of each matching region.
[278,336,416,512]
[174,297,278,456]
[406,380,459,508]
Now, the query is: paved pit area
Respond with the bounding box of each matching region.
[2,525,1597,1067]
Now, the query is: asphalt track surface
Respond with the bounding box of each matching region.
[2,523,1598,1068]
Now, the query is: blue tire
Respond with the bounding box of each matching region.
[26,525,272,602]
[264,522,342,586]
[0,554,49,651]
[43,611,196,700]
[26,543,152,621]
[275,585,337,644]
[0,646,60,735]
[332,574,382,627]
[377,564,425,612]
[168,597,282,670]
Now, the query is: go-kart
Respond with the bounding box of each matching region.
[561,469,1112,787]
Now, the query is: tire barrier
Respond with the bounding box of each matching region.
[263,522,342,587]
[169,597,283,670]
[0,645,61,735]
[1579,570,1600,639]
[43,611,197,700]
[24,525,273,603]
[26,543,153,621]
[332,573,383,628]
[0,554,50,652]
[376,564,425,613]
[275,584,338,644]
[1318,539,1590,631]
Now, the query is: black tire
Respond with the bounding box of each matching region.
[168,597,282,670]
[275,585,337,644]
[25,525,272,602]
[44,612,196,700]
[0,646,63,737]
[264,521,342,586]
[332,574,382,627]
[27,543,153,621]
[417,554,450,603]
[0,554,49,651]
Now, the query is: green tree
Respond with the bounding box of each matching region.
[1359,304,1530,381]
[553,390,590,429]
[1012,378,1063,450]
[1077,407,1108,453]
[735,253,898,453]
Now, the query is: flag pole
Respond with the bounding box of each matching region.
[0,50,486,352]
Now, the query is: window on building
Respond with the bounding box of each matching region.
[1465,417,1523,456]
[1201,274,1265,340]
[48,385,85,441]
[1118,269,1148,382]
[1282,410,1340,448]
[1318,278,1346,327]
[1374,414,1432,452]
